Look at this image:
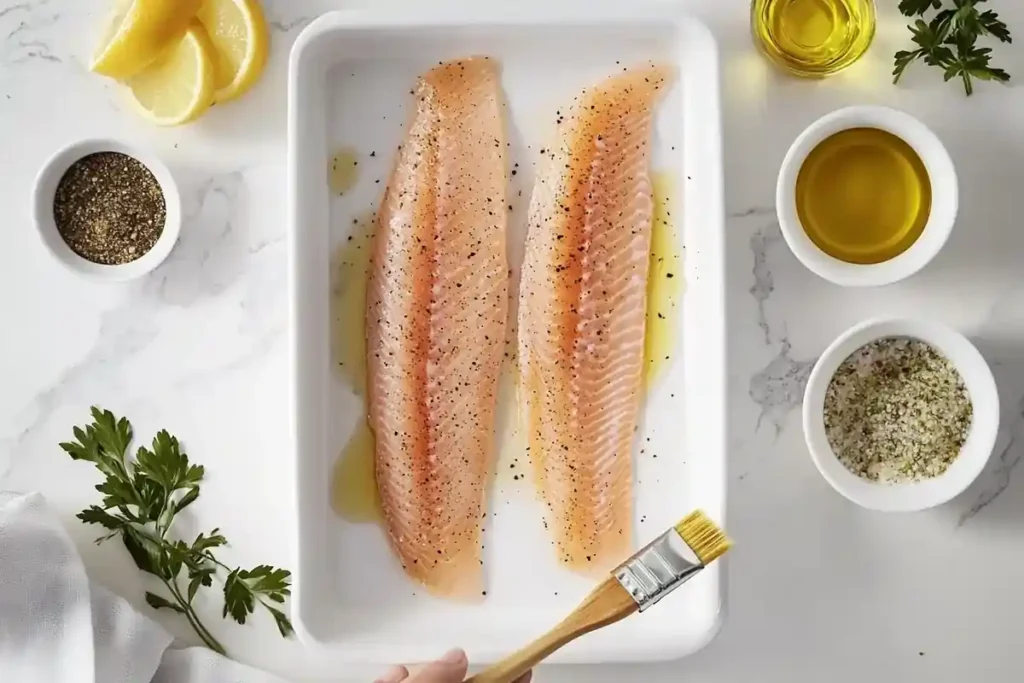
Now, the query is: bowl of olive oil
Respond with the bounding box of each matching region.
[752,0,876,77]
[777,106,957,287]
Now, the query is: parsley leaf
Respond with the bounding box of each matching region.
[222,565,294,635]
[65,408,294,657]
[894,0,1012,95]
[979,10,1012,43]
[899,0,943,15]
[146,592,186,614]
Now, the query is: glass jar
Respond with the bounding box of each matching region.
[751,0,876,77]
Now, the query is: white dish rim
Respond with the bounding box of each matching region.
[286,2,727,664]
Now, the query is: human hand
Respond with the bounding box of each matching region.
[375,648,533,683]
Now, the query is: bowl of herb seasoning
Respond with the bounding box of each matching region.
[33,138,181,281]
[803,318,999,512]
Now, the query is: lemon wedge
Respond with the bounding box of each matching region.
[126,22,217,126]
[197,0,270,103]
[91,0,204,80]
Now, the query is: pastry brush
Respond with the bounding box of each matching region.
[465,510,732,683]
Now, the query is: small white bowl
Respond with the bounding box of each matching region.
[777,106,958,287]
[32,138,181,282]
[803,318,999,512]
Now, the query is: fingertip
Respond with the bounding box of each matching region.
[374,664,410,683]
[513,670,533,683]
[406,649,468,681]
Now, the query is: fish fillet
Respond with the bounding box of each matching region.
[518,63,673,574]
[367,57,508,599]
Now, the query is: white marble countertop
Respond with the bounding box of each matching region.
[3,0,1024,681]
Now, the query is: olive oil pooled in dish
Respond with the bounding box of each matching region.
[330,421,381,524]
[328,212,380,524]
[645,171,684,385]
[329,147,360,196]
[796,127,931,264]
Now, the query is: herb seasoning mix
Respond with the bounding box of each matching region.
[824,338,973,484]
[53,152,166,265]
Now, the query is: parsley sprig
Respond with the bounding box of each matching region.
[63,408,293,655]
[894,0,1012,96]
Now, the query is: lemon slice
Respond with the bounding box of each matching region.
[197,0,270,103]
[126,23,217,126]
[91,0,204,80]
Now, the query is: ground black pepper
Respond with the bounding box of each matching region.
[53,152,166,265]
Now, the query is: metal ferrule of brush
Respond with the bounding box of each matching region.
[613,528,704,612]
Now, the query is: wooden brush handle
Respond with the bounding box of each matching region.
[464,578,638,683]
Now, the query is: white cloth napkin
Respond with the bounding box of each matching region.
[0,491,290,683]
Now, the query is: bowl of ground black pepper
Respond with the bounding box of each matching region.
[33,138,180,281]
[803,318,999,512]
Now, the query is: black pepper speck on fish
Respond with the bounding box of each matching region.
[367,56,508,600]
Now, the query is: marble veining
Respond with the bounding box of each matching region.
[958,412,1022,524]
[958,396,1024,525]
[740,214,817,436]
[0,0,61,66]
[748,220,782,346]
[268,15,314,34]
[0,298,160,479]
[748,337,816,437]
[0,168,281,479]
[154,171,250,306]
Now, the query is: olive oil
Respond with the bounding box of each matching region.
[752,0,876,77]
[329,211,380,523]
[645,171,683,384]
[330,420,382,524]
[796,127,931,264]
[330,212,375,390]
[329,148,360,195]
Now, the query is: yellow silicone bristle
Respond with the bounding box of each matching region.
[674,510,732,565]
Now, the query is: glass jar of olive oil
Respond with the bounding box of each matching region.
[752,0,876,77]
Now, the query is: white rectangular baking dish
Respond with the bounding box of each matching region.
[287,3,726,665]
